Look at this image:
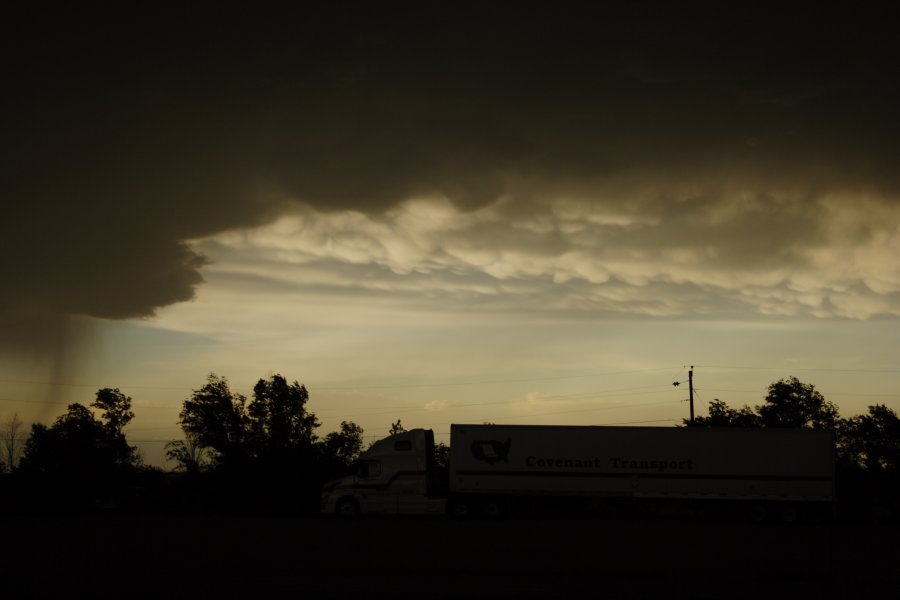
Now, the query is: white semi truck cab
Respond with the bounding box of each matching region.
[321,424,835,519]
[320,428,448,517]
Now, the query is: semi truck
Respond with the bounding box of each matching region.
[320,424,835,520]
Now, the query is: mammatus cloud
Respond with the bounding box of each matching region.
[204,189,900,320]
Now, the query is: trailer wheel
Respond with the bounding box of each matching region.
[336,498,360,519]
[779,505,799,524]
[481,500,503,519]
[748,505,768,523]
[449,500,471,519]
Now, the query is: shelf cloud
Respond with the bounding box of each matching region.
[4,3,900,357]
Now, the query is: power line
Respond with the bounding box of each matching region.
[310,367,683,391]
[0,366,683,393]
[314,383,675,416]
[363,417,681,439]
[0,379,188,390]
[698,388,900,397]
[591,419,678,426]
[510,399,680,420]
[318,387,678,421]
[3,364,896,396]
[695,365,900,374]
[0,397,181,409]
[424,398,681,426]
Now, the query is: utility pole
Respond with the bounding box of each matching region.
[688,366,695,425]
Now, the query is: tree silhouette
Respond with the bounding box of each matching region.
[177,374,249,467]
[91,388,138,466]
[19,401,139,476]
[839,404,900,471]
[248,374,319,458]
[757,377,839,429]
[172,372,331,513]
[688,399,761,427]
[92,388,135,435]
[177,373,324,467]
[322,421,364,469]
[165,432,210,473]
[687,377,839,430]
[1,412,24,472]
[433,441,450,469]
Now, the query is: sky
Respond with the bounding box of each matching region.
[3,2,900,467]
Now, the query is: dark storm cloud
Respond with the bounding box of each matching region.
[3,2,899,337]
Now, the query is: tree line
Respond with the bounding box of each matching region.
[1,373,897,515]
[685,376,900,516]
[685,376,900,473]
[0,373,369,513]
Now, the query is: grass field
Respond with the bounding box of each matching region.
[2,512,897,599]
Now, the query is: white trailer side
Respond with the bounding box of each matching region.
[450,424,834,503]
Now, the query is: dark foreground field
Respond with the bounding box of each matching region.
[3,513,898,599]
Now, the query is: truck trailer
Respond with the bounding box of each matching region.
[320,424,835,520]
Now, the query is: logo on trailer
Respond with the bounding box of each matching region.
[471,438,512,465]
